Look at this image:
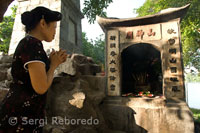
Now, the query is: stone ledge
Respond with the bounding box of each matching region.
[100,97,194,133]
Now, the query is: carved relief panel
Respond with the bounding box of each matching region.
[107,30,120,96]
[162,21,184,98]
[120,24,162,44]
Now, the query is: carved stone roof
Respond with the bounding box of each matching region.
[97,4,190,32]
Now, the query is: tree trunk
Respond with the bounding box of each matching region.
[0,0,14,22]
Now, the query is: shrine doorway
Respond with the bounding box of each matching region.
[121,43,163,97]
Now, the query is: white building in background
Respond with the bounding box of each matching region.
[185,82,200,109]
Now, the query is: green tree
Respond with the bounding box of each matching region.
[92,34,105,64]
[185,72,200,82]
[82,32,105,65]
[82,0,113,23]
[136,0,200,71]
[0,5,17,53]
[82,32,95,58]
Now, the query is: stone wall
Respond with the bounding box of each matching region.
[0,53,12,102]
[71,0,80,9]
[100,97,194,133]
[60,0,83,54]
[44,75,107,133]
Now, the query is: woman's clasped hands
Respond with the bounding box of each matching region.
[49,49,68,69]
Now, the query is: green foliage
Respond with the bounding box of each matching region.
[0,5,17,53]
[82,32,94,58]
[82,0,113,23]
[136,0,200,71]
[190,108,200,123]
[185,73,200,82]
[82,32,105,65]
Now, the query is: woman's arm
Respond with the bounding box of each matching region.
[28,50,67,95]
[27,62,55,94]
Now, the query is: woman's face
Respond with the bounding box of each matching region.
[43,21,57,42]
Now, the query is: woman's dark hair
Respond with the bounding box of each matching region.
[21,6,62,33]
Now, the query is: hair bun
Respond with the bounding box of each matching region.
[21,11,33,26]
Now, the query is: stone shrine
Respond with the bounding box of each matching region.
[97,4,194,133]
[8,0,83,55]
